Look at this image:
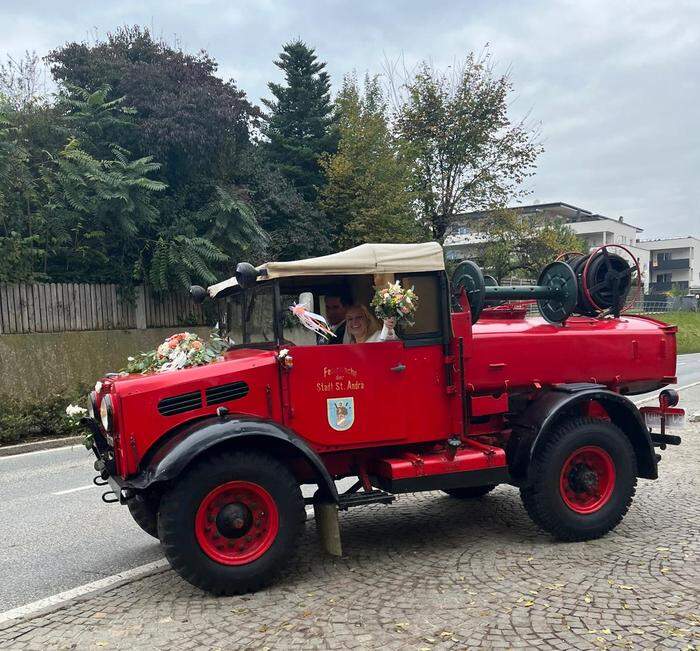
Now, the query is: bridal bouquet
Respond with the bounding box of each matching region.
[371,281,419,327]
[124,331,227,374]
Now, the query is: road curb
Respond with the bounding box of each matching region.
[0,436,83,457]
[0,560,170,628]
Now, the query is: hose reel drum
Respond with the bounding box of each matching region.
[451,244,640,325]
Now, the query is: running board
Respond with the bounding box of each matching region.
[338,489,395,511]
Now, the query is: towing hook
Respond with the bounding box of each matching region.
[101,490,120,504]
[93,474,109,487]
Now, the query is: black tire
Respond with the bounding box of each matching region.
[443,484,497,499]
[126,493,159,539]
[158,450,305,595]
[520,417,637,542]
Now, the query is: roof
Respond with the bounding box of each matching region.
[636,236,700,249]
[207,242,445,298]
[449,202,644,233]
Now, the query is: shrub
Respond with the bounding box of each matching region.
[0,386,89,446]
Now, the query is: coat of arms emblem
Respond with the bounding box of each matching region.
[327,397,355,431]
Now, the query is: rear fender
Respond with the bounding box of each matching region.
[509,386,657,482]
[123,415,338,502]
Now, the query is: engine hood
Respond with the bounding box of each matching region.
[101,348,278,398]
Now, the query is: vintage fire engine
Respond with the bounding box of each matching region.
[85,242,684,595]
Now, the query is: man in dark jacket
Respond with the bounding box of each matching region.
[321,293,350,344]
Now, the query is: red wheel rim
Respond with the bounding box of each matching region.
[559,446,616,514]
[195,481,279,565]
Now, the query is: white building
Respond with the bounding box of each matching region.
[636,237,700,296]
[443,202,651,291]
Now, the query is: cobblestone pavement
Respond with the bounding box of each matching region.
[1,399,699,650]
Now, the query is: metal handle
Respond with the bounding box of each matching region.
[390,363,406,373]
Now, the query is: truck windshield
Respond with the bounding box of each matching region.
[221,284,276,345]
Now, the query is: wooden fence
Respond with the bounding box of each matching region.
[0,282,207,334]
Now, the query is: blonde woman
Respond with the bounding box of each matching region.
[345,304,398,344]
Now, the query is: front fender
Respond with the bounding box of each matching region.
[511,385,657,480]
[123,415,338,501]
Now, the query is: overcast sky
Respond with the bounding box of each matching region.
[2,0,698,239]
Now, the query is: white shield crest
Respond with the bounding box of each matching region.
[327,397,355,431]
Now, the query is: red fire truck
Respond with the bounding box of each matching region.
[85,242,684,595]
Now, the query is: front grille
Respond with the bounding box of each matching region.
[158,391,202,416]
[206,381,249,406]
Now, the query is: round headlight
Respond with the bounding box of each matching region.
[88,391,97,419]
[100,394,113,432]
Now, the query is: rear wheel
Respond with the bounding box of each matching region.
[520,418,637,541]
[158,450,304,595]
[443,484,496,499]
[127,493,159,539]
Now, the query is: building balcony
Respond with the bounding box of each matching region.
[652,258,690,271]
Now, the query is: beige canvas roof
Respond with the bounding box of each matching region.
[208,242,445,297]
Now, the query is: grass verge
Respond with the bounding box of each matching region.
[640,311,700,355]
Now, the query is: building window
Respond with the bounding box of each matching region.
[657,252,671,262]
[657,273,672,283]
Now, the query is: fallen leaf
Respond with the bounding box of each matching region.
[584,595,593,603]
[523,600,535,607]
[619,585,635,591]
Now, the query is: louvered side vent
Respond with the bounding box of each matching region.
[206,381,250,406]
[158,391,202,416]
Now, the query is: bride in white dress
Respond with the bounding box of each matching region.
[345,304,397,344]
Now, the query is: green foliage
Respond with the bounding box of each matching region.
[393,50,543,241]
[46,26,256,187]
[320,74,426,248]
[643,311,700,355]
[1,33,544,291]
[0,385,88,446]
[244,150,330,260]
[475,209,585,280]
[262,40,337,202]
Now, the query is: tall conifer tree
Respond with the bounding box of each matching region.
[262,40,336,202]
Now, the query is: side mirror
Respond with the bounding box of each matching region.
[235,262,260,289]
[298,291,313,312]
[190,285,207,304]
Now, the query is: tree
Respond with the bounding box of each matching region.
[46,27,257,188]
[45,139,167,283]
[477,209,584,281]
[44,28,270,286]
[391,50,543,241]
[262,40,337,202]
[244,150,330,261]
[320,74,425,248]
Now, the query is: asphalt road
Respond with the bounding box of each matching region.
[634,351,700,403]
[1,352,698,613]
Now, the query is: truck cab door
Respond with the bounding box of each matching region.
[282,341,408,448]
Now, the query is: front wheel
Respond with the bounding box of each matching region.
[520,417,637,542]
[158,450,305,595]
[126,493,159,539]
